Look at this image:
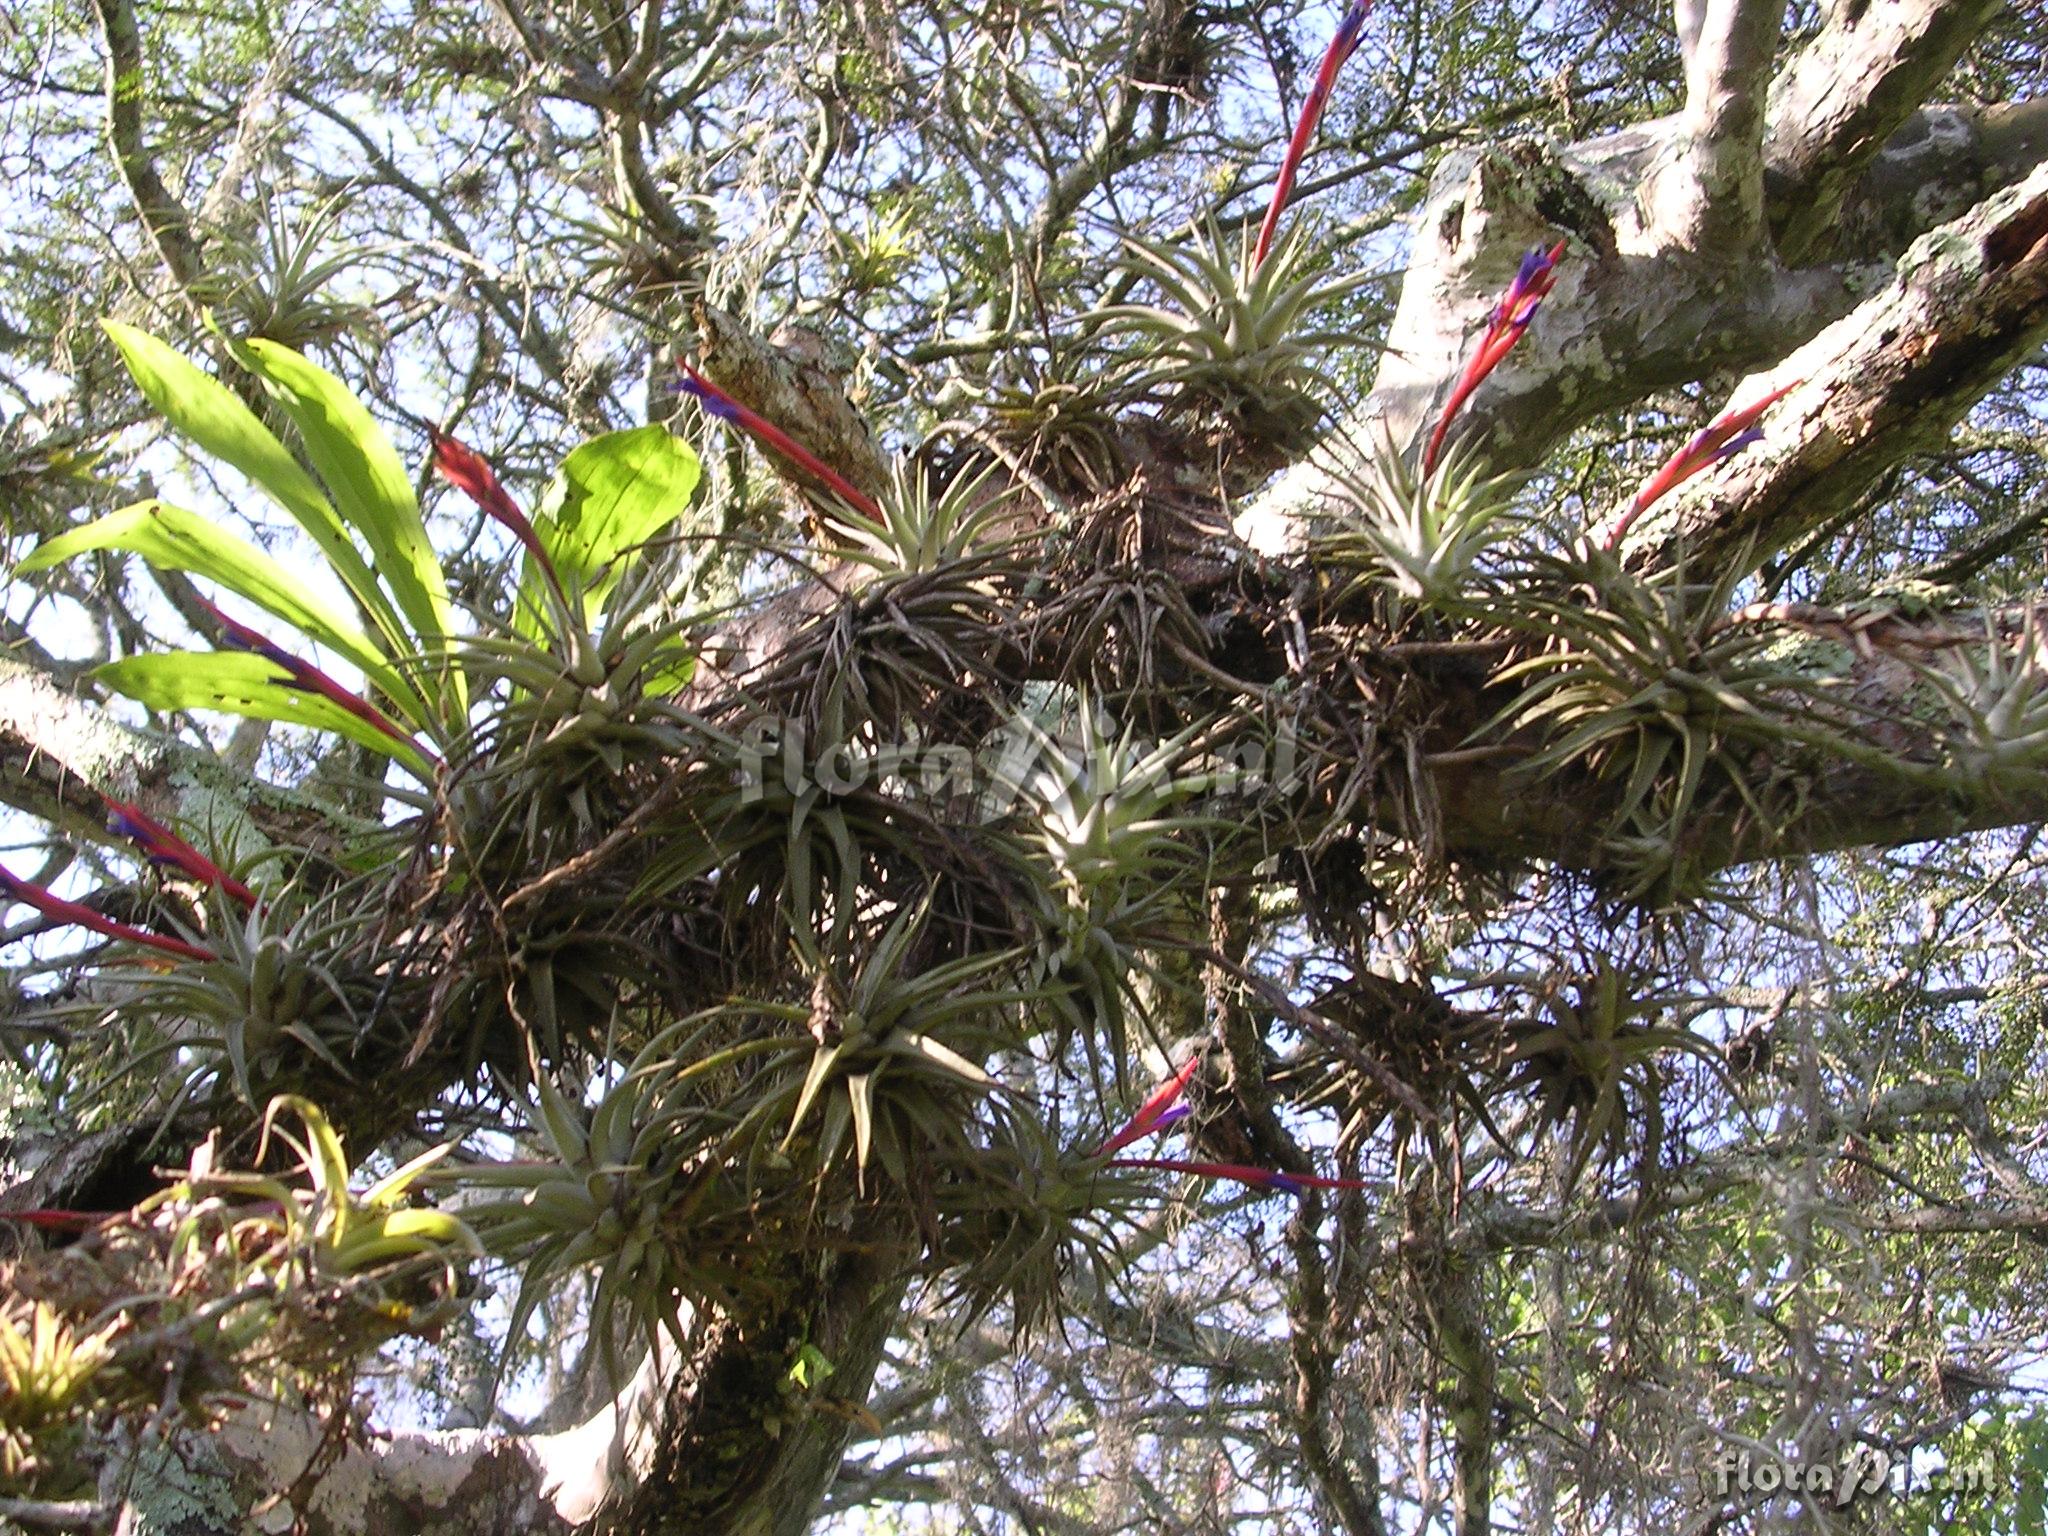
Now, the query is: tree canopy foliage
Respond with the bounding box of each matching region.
[1,0,2047,1533]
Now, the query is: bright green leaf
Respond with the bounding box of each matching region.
[17,500,430,720]
[98,321,407,655]
[528,426,701,620]
[229,338,458,671]
[94,651,435,775]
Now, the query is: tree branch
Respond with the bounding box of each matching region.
[164,1338,678,1535]
[0,656,348,861]
[1764,0,2006,262]
[1650,157,2048,569]
[1434,598,2048,876]
[1641,0,1790,249]
[1449,1079,1990,1250]
[89,0,207,299]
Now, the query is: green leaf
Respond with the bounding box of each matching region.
[94,652,435,775]
[98,321,406,655]
[229,338,457,665]
[886,1031,995,1088]
[361,1141,456,1211]
[529,426,701,618]
[788,1343,836,1389]
[262,1095,353,1234]
[19,500,428,721]
[784,1042,846,1149]
[847,1072,875,1180]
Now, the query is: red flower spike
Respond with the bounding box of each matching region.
[1255,1,1376,267]
[1110,1156,1373,1196]
[429,429,567,605]
[675,363,883,522]
[1097,1054,1203,1156]
[196,598,441,767]
[1422,240,1566,474]
[1604,379,1803,550]
[103,796,257,908]
[0,864,216,962]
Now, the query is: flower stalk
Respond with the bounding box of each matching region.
[429,428,568,606]
[0,864,216,962]
[1109,1156,1372,1195]
[1422,241,1565,474]
[198,598,439,766]
[1255,1,1375,267]
[1097,1054,1202,1154]
[675,362,883,522]
[103,796,257,907]
[1604,380,1804,548]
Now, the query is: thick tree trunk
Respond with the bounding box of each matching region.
[93,1260,910,1536]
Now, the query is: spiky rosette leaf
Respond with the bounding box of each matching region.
[79,879,388,1106]
[0,1302,115,1437]
[964,351,1133,492]
[1100,219,1366,420]
[1495,961,1726,1193]
[0,1112,475,1483]
[1916,610,2048,789]
[931,1126,1148,1336]
[996,704,1229,1074]
[456,1026,754,1370]
[449,558,710,866]
[829,456,1023,575]
[252,1095,481,1286]
[1018,705,1224,898]
[762,902,1026,1195]
[1484,541,1808,895]
[1314,432,1524,609]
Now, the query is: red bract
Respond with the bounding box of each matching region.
[1109,1156,1372,1196]
[1097,1054,1203,1155]
[0,864,216,962]
[429,428,567,604]
[1604,379,1803,549]
[197,598,440,767]
[104,795,257,907]
[675,362,883,521]
[1597,382,1810,552]
[1422,240,1566,474]
[1255,0,1375,267]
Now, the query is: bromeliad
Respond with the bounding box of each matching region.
[103,796,257,908]
[1422,241,1566,475]
[1255,0,1375,267]
[675,362,883,522]
[1604,380,1804,548]
[197,598,440,766]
